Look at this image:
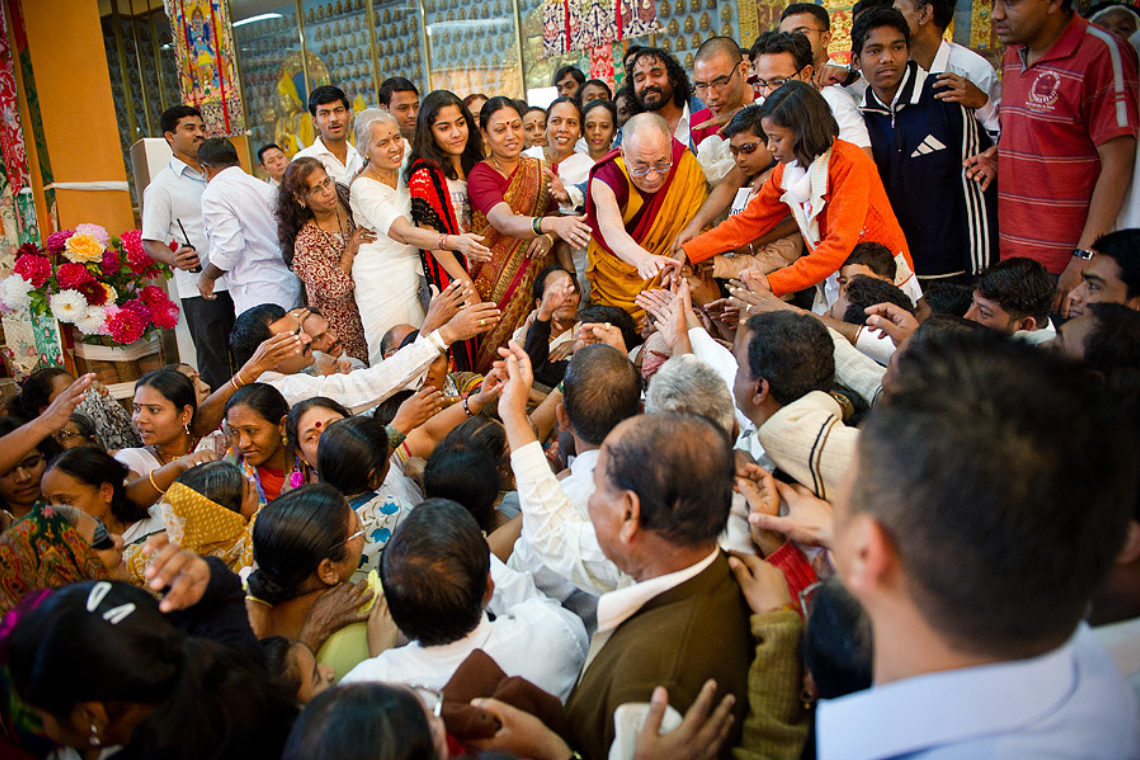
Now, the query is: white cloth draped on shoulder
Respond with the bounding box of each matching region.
[349,174,427,365]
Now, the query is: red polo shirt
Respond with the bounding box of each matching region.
[998,14,1138,273]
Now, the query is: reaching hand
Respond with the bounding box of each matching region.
[391,386,444,434]
[634,680,736,760]
[454,233,492,263]
[538,279,576,322]
[579,322,628,354]
[465,698,572,760]
[934,72,988,109]
[299,579,374,653]
[525,233,555,260]
[243,331,306,378]
[421,281,470,336]
[637,253,683,283]
[672,224,701,254]
[366,590,399,657]
[738,268,772,294]
[176,448,217,474]
[963,146,997,192]
[552,214,592,249]
[345,227,377,257]
[727,280,790,315]
[727,550,793,615]
[441,301,501,344]
[473,366,506,405]
[749,481,834,549]
[864,302,920,346]
[544,168,571,205]
[496,340,534,420]
[143,534,212,613]
[39,373,94,433]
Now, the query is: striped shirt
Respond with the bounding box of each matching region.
[998,14,1139,273]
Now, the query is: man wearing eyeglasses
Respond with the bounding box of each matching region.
[690,37,755,148]
[585,113,708,318]
[197,138,302,317]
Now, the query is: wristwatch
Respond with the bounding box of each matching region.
[1072,248,1096,260]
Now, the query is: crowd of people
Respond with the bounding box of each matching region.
[3,0,1140,757]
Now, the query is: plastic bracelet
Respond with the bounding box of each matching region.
[531,216,543,235]
[463,395,474,417]
[148,468,167,495]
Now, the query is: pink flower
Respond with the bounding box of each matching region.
[76,280,109,306]
[100,250,121,276]
[139,285,168,307]
[13,253,51,288]
[119,229,144,257]
[151,301,180,330]
[56,262,95,289]
[125,246,151,275]
[107,308,145,345]
[44,230,74,254]
[74,224,110,247]
[121,298,152,324]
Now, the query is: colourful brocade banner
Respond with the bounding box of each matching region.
[165,0,246,136]
[544,0,657,56]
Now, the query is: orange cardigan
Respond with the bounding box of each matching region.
[683,140,912,297]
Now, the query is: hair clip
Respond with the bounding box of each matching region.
[86,581,136,625]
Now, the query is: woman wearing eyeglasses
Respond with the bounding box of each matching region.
[277,157,373,365]
[245,484,394,684]
[467,97,592,370]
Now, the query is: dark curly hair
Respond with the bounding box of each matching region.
[275,156,351,268]
[629,47,693,111]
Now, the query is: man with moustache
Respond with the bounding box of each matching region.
[292,85,363,185]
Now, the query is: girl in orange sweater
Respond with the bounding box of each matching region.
[682,81,918,305]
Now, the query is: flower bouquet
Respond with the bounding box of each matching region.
[0,224,180,347]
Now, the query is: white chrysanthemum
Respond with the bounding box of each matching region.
[75,305,108,335]
[0,275,33,312]
[49,289,88,324]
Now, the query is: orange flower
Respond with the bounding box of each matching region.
[62,233,105,263]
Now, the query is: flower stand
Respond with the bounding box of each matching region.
[71,333,164,400]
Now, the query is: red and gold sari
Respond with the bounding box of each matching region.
[469,156,554,372]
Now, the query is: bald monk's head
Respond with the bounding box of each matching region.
[620,113,674,193]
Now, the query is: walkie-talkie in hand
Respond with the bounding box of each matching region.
[176,218,202,273]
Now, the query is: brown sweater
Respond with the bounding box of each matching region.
[564,552,753,760]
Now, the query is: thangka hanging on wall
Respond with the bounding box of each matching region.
[544,0,657,56]
[165,0,245,135]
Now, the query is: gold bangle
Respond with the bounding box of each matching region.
[543,233,555,246]
[148,468,167,495]
[245,595,273,609]
[230,371,246,391]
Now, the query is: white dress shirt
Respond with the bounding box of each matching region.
[292,135,364,186]
[817,624,1140,760]
[200,166,301,316]
[341,586,588,701]
[509,447,609,618]
[821,85,872,149]
[928,39,1002,138]
[256,329,446,413]
[140,157,228,299]
[510,441,631,598]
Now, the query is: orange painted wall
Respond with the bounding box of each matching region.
[21,0,135,233]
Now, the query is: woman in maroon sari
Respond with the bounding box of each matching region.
[466,97,593,371]
[405,90,491,371]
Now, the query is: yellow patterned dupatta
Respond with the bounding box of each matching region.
[123,482,256,582]
[471,156,552,372]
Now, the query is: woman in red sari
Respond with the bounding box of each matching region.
[466,97,593,371]
[405,90,491,371]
